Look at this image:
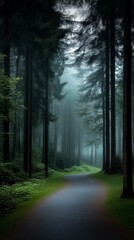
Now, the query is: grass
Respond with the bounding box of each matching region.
[92,171,134,235]
[63,163,100,174]
[0,164,101,239]
[0,172,66,239]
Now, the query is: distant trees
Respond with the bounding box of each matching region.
[50,83,84,169]
[0,0,133,192]
[61,0,134,195]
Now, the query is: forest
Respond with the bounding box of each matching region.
[0,0,134,239]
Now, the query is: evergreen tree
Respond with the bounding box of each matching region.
[121,0,134,198]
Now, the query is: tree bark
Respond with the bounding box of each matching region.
[101,65,106,171]
[12,51,20,159]
[3,0,10,162]
[44,58,49,177]
[110,10,116,173]
[23,46,33,178]
[121,0,134,198]
[105,18,110,173]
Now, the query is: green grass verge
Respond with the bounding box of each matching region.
[63,163,100,174]
[0,172,66,239]
[92,171,134,235]
[0,164,100,239]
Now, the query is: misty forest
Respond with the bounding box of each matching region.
[0,0,134,239]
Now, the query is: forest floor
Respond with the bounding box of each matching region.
[4,173,134,240]
[92,172,134,237]
[0,164,99,239]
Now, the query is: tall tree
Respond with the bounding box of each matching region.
[105,17,110,173]
[121,0,134,197]
[23,46,33,177]
[110,1,116,173]
[3,0,10,162]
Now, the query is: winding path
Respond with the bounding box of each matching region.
[9,174,132,240]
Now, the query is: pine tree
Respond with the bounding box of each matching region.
[121,0,134,198]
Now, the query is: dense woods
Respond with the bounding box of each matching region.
[0,0,134,201]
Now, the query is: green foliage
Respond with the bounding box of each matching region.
[63,163,100,173]
[0,163,28,185]
[2,162,21,172]
[33,162,44,173]
[0,166,16,185]
[32,145,44,173]
[64,168,72,172]
[0,187,16,214]
[0,184,30,214]
[0,172,66,239]
[0,53,23,147]
[15,172,29,182]
[93,172,134,235]
[80,162,101,173]
[32,172,45,179]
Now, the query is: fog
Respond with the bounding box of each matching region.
[49,66,103,169]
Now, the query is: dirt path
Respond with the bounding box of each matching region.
[8,173,132,240]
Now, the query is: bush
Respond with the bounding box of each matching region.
[0,167,16,185]
[71,166,83,172]
[48,168,55,175]
[3,162,21,173]
[0,191,16,214]
[33,162,44,173]
[32,172,45,179]
[0,164,29,185]
[64,168,71,172]
[15,172,29,182]
[0,185,30,214]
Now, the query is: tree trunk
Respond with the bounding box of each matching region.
[23,46,33,178]
[91,144,93,166]
[105,18,110,173]
[110,10,116,173]
[121,0,134,198]
[101,64,106,171]
[53,103,58,168]
[3,0,10,162]
[12,51,20,159]
[42,110,45,163]
[44,58,49,177]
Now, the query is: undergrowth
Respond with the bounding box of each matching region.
[0,164,100,239]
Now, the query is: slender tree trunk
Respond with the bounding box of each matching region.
[118,116,122,171]
[110,10,116,173]
[42,110,45,163]
[23,46,33,177]
[121,0,134,198]
[77,118,81,166]
[53,103,58,168]
[95,144,97,166]
[132,114,134,158]
[91,144,93,166]
[101,65,106,171]
[17,119,21,157]
[44,58,49,177]
[105,18,110,173]
[12,51,20,159]
[3,0,10,162]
